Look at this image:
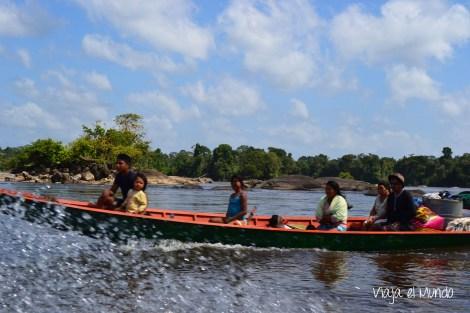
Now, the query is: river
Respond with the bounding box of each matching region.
[0,182,469,313]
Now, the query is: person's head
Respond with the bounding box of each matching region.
[325,180,342,200]
[231,175,244,192]
[267,215,286,228]
[377,181,390,197]
[116,154,131,173]
[388,173,405,193]
[133,172,148,191]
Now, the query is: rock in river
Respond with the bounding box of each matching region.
[256,175,372,191]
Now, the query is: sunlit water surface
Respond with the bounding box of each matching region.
[1,182,469,313]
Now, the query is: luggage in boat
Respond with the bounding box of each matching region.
[422,197,463,226]
[457,192,470,210]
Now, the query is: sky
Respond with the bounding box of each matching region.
[1,0,470,159]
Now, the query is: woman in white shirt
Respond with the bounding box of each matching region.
[364,181,390,228]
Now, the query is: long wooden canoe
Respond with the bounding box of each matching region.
[1,188,469,251]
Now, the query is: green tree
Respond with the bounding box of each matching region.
[190,143,211,177]
[146,148,170,174]
[441,147,453,159]
[68,115,150,167]
[338,171,354,179]
[209,144,237,180]
[115,113,144,134]
[237,146,274,179]
[11,139,68,171]
[268,147,298,174]
[297,154,329,177]
[169,150,193,176]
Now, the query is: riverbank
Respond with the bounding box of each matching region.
[0,170,213,186]
[1,171,374,191]
[3,171,465,193]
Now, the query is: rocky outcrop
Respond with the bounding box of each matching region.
[81,171,95,182]
[143,169,213,186]
[256,175,373,191]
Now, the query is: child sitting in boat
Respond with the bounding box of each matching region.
[119,172,148,214]
[210,175,248,224]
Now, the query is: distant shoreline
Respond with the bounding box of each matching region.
[2,171,468,191]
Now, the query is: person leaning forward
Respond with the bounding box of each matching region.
[93,153,137,209]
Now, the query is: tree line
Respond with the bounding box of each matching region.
[0,114,469,187]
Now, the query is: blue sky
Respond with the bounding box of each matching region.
[1,0,470,159]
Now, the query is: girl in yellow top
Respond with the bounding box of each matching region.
[120,172,148,214]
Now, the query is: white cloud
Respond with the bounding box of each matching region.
[387,65,441,103]
[82,34,185,73]
[387,65,469,116]
[219,0,320,89]
[17,48,31,68]
[201,117,248,148]
[14,78,38,98]
[0,102,62,130]
[331,0,470,65]
[11,70,109,127]
[183,77,265,116]
[75,0,214,60]
[128,91,200,122]
[326,117,430,156]
[85,71,112,91]
[290,98,309,119]
[0,1,57,37]
[263,120,323,146]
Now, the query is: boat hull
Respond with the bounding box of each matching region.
[1,189,469,251]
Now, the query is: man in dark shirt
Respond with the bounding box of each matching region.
[94,154,136,209]
[383,173,416,230]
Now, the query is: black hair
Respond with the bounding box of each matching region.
[326,180,353,210]
[268,215,282,228]
[377,180,390,190]
[117,153,132,165]
[134,172,148,191]
[231,175,244,188]
[326,180,343,197]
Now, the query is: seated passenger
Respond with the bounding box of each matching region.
[93,153,136,209]
[210,175,248,224]
[364,181,390,228]
[377,173,416,231]
[315,181,348,231]
[119,172,148,214]
[267,215,292,229]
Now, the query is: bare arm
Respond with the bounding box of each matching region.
[110,182,119,194]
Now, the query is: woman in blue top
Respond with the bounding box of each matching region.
[210,175,248,224]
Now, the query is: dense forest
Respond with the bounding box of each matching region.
[1,114,469,187]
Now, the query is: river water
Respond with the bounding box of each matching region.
[0,182,469,313]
